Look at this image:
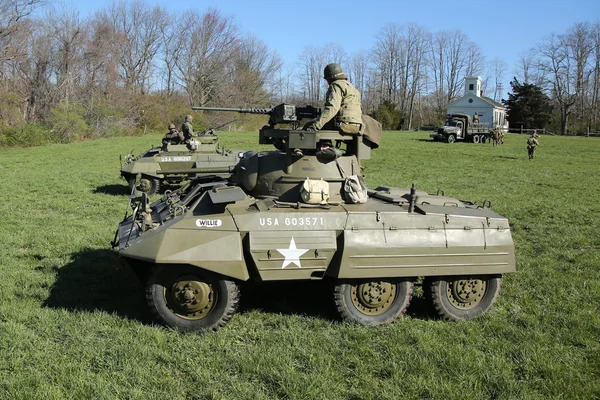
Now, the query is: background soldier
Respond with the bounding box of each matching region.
[162,123,184,146]
[304,63,362,134]
[181,114,196,141]
[473,113,480,124]
[492,128,500,147]
[527,133,539,159]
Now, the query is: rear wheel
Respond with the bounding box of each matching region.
[447,134,456,144]
[138,175,161,195]
[473,135,480,143]
[145,265,240,332]
[424,275,501,321]
[333,279,413,325]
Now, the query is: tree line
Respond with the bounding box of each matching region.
[0,0,598,147]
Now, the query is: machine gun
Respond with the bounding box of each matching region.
[192,103,321,129]
[197,118,240,136]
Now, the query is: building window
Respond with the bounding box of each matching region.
[468,99,473,103]
[469,84,474,90]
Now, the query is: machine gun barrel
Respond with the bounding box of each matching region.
[191,106,272,114]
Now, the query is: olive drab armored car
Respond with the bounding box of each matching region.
[113,103,516,332]
[120,121,243,195]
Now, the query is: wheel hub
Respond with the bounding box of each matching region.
[351,281,396,315]
[447,279,486,309]
[138,178,152,193]
[166,278,215,320]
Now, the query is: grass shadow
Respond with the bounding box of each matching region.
[492,155,520,160]
[93,184,131,196]
[43,248,150,323]
[238,280,435,322]
[238,280,337,322]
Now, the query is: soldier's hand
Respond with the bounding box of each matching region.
[303,122,317,131]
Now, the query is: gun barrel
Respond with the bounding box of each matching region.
[191,106,272,114]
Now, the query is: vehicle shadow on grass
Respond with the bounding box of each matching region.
[44,250,433,326]
[93,184,131,196]
[237,280,433,322]
[43,248,151,324]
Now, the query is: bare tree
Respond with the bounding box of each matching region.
[515,48,545,86]
[44,4,86,105]
[427,29,482,118]
[348,51,369,110]
[223,34,282,105]
[589,22,600,131]
[97,0,167,94]
[484,57,508,101]
[297,46,325,103]
[174,8,239,106]
[372,23,403,104]
[538,23,593,135]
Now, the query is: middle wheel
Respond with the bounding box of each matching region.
[333,279,413,325]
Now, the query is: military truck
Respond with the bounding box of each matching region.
[120,122,243,195]
[431,113,494,143]
[113,104,516,332]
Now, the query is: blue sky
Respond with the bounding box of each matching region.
[75,0,599,95]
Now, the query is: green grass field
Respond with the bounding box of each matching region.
[0,131,598,399]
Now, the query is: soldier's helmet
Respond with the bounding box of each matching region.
[323,63,347,81]
[168,123,176,129]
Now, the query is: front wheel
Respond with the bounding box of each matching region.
[447,134,456,144]
[145,265,240,332]
[424,275,501,321]
[138,175,161,195]
[333,279,413,326]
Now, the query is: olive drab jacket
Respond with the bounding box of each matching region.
[527,136,538,147]
[181,121,194,141]
[313,79,362,131]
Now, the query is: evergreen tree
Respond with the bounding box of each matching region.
[503,78,552,129]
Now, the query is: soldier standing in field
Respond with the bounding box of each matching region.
[304,63,363,134]
[181,114,197,142]
[527,133,539,159]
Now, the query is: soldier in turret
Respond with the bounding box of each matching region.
[162,123,184,147]
[304,63,362,134]
[181,114,197,142]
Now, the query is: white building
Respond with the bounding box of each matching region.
[447,77,509,130]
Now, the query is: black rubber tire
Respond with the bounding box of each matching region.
[138,175,161,195]
[127,175,137,193]
[447,135,456,144]
[425,275,502,321]
[473,135,480,143]
[145,265,240,332]
[481,136,487,144]
[333,279,413,326]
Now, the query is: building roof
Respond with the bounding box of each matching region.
[447,93,506,110]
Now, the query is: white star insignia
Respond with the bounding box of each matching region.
[276,237,309,269]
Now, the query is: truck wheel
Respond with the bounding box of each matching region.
[473,135,480,143]
[424,275,501,321]
[481,136,487,144]
[333,279,413,325]
[447,135,456,144]
[138,175,161,195]
[145,265,240,332]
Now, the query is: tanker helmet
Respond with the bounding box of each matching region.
[323,63,347,81]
